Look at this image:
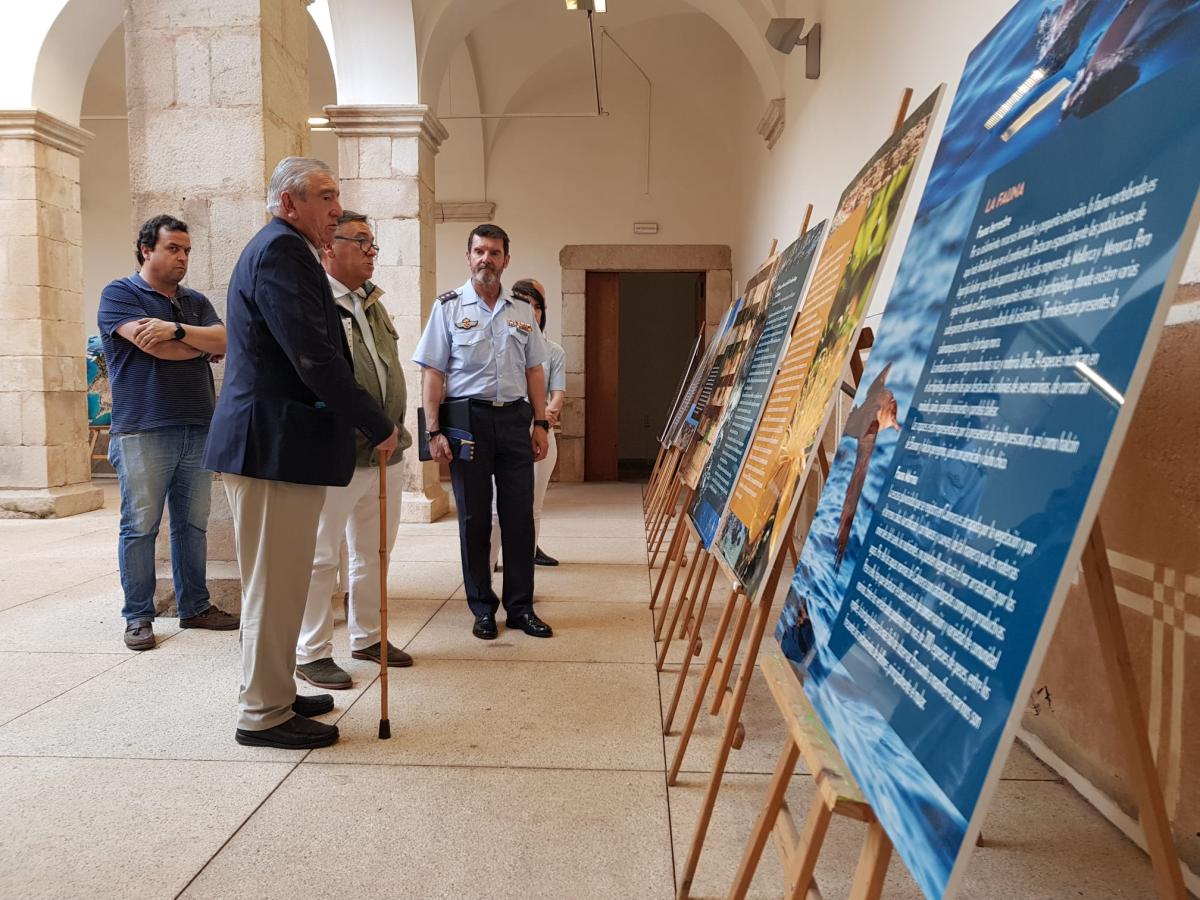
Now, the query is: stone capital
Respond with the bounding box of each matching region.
[323,104,449,153]
[0,109,93,157]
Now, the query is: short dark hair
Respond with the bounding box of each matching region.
[511,279,547,332]
[337,210,369,227]
[467,223,509,256]
[135,214,188,265]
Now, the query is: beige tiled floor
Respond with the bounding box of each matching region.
[0,481,1171,898]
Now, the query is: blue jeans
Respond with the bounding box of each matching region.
[109,425,213,623]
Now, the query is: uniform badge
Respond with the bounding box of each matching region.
[454,318,479,330]
[507,319,533,334]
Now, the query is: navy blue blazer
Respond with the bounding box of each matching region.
[203,217,393,486]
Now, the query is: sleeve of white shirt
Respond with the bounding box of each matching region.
[548,342,567,392]
[412,299,451,371]
[524,318,548,369]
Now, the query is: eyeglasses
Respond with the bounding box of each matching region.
[334,235,380,254]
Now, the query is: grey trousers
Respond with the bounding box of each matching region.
[224,473,326,731]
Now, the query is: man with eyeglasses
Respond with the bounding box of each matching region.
[294,210,414,690]
[98,214,237,651]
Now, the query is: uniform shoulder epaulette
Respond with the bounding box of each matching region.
[436,289,460,304]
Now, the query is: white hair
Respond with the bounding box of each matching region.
[266,157,333,215]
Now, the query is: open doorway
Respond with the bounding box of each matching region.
[585,271,704,481]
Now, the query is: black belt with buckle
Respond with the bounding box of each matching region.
[446,396,525,409]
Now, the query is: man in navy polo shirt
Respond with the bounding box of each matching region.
[98,214,238,651]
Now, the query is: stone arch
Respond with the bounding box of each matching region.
[415,0,781,115]
[31,0,124,126]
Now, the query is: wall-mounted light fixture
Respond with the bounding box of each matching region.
[765,18,821,80]
[307,116,331,131]
[565,0,606,11]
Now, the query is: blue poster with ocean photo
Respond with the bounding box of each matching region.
[776,1,1200,897]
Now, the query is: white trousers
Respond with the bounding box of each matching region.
[297,465,401,665]
[491,428,557,568]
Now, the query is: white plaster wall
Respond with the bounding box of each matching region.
[434,13,744,349]
[730,1,1016,323]
[730,0,1200,307]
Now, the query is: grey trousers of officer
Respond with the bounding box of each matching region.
[224,473,326,731]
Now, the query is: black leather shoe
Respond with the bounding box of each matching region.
[292,693,334,717]
[534,546,559,567]
[235,715,338,749]
[472,613,498,640]
[506,612,553,638]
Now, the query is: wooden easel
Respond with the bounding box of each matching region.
[672,359,870,898]
[675,88,919,899]
[665,322,867,773]
[730,648,893,900]
[727,519,1188,899]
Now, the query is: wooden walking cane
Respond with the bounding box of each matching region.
[377,447,392,740]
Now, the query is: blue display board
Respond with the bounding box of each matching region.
[665,297,742,449]
[690,226,826,548]
[776,2,1200,897]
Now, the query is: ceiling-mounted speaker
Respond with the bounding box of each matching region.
[765,18,822,80]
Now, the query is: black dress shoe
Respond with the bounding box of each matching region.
[534,546,559,567]
[292,693,334,717]
[505,612,553,638]
[472,613,498,640]
[235,715,338,749]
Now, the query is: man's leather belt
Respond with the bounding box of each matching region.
[445,396,525,408]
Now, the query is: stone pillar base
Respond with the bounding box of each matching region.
[154,560,242,616]
[401,486,450,523]
[0,484,105,519]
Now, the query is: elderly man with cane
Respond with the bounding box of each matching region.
[205,158,398,750]
[295,210,413,692]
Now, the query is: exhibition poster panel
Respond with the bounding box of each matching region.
[679,254,783,489]
[778,2,1200,896]
[690,225,827,549]
[716,90,942,595]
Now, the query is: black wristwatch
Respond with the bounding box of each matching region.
[426,429,443,439]
[533,419,550,431]
[172,323,186,341]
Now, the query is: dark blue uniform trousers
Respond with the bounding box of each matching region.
[449,401,535,618]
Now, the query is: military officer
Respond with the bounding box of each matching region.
[413,223,554,640]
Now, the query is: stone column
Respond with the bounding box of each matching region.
[325,104,450,523]
[0,111,105,518]
[123,0,310,610]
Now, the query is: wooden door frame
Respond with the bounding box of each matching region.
[558,244,733,482]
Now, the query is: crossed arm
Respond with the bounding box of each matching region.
[116,318,227,361]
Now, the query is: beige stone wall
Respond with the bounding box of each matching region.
[0,114,103,518]
[124,0,309,312]
[1023,290,1200,882]
[122,0,311,607]
[326,105,449,523]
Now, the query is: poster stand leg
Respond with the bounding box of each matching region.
[655,532,704,642]
[666,587,741,740]
[651,481,690,566]
[646,442,669,510]
[725,649,889,900]
[676,540,795,899]
[651,504,692,610]
[664,584,739,733]
[658,544,716,671]
[645,448,680,529]
[1082,523,1187,898]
